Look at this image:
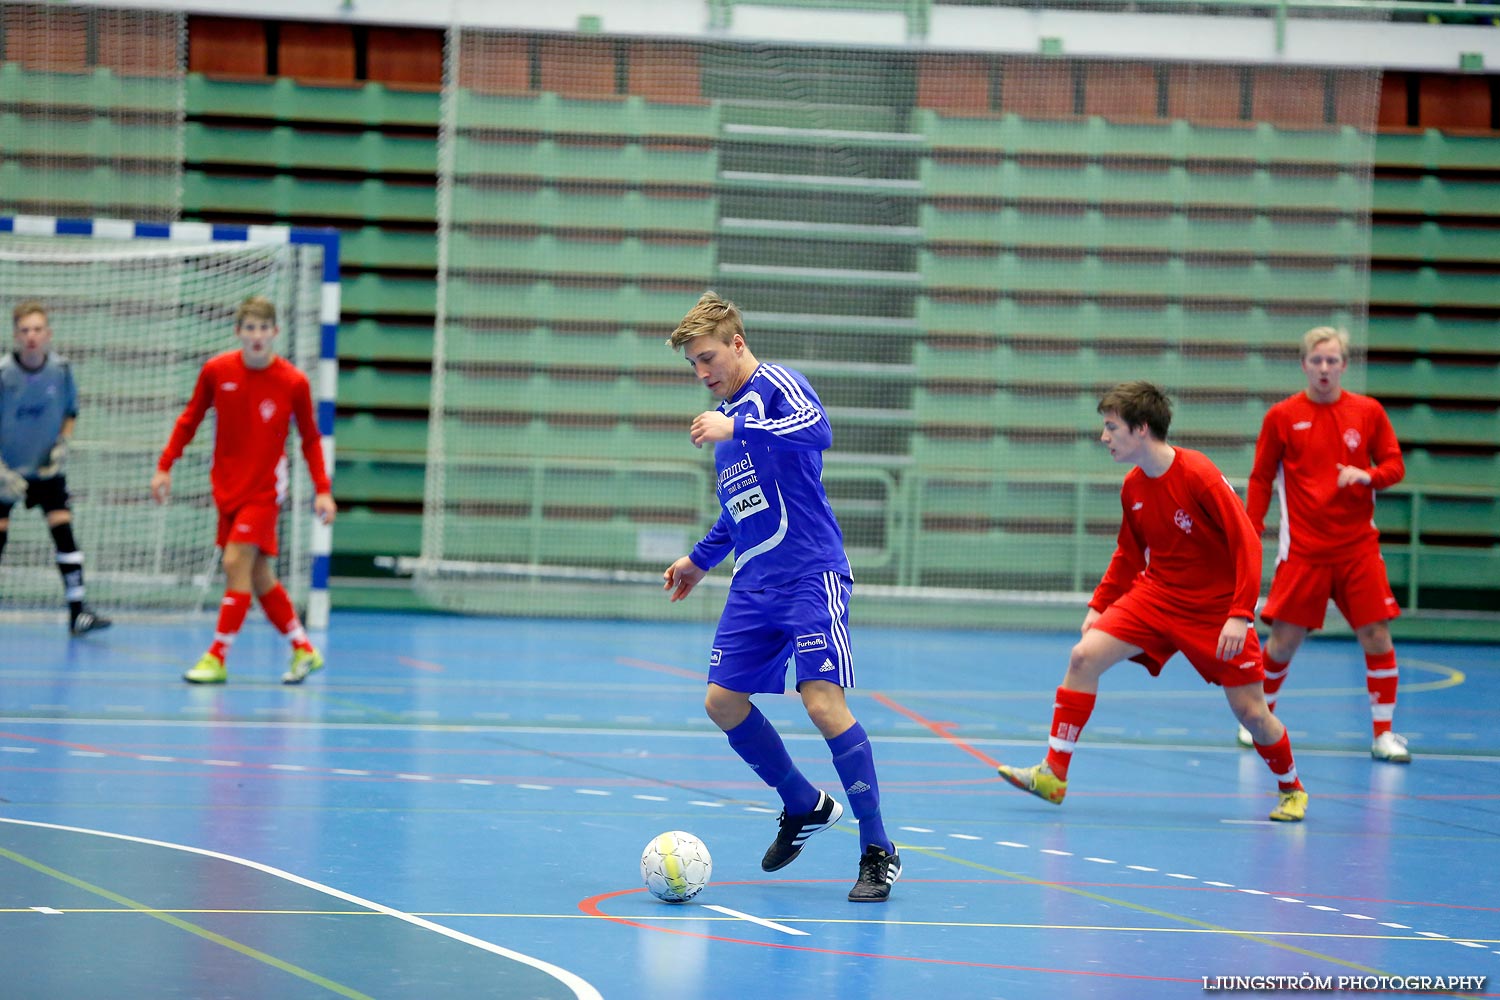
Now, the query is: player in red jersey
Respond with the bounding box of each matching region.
[994,381,1309,822]
[1244,327,1410,763]
[150,296,336,685]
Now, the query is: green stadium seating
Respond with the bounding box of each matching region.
[331,508,423,556]
[1387,403,1500,447]
[446,232,714,281]
[442,371,705,418]
[441,416,688,462]
[444,280,692,327]
[452,137,717,185]
[0,161,179,213]
[1374,129,1500,172]
[1,64,181,113]
[185,122,437,174]
[920,159,1367,212]
[916,111,1374,167]
[183,171,436,221]
[1368,267,1500,310]
[2,113,178,160]
[341,274,440,316]
[1371,221,1500,265]
[334,412,430,457]
[454,90,719,139]
[337,227,440,271]
[921,251,1361,303]
[921,205,1362,259]
[438,326,680,372]
[1373,176,1500,218]
[449,186,716,234]
[1367,314,1500,355]
[1367,358,1500,401]
[186,73,441,127]
[337,366,431,410]
[337,320,437,363]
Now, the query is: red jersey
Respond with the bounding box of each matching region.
[157,350,331,512]
[1246,390,1403,563]
[1091,447,1262,622]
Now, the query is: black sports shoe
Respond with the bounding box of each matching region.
[761,790,844,872]
[69,607,111,637]
[848,845,902,902]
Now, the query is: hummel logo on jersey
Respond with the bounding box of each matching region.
[222,381,238,391]
[1173,509,1194,534]
[1131,501,1144,511]
[846,780,871,795]
[818,659,836,673]
[1292,420,1312,430]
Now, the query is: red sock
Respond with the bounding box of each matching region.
[1262,653,1290,714]
[1254,729,1304,793]
[1365,649,1398,737]
[208,590,251,661]
[1043,686,1096,781]
[259,583,313,652]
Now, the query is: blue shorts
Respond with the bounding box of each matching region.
[709,571,855,694]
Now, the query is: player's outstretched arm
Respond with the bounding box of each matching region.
[314,492,337,525]
[150,469,171,504]
[663,555,708,602]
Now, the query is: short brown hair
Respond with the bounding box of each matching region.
[667,291,743,350]
[1300,325,1349,361]
[12,300,48,327]
[235,295,277,327]
[1098,380,1172,441]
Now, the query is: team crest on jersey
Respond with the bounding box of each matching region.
[1343,428,1361,451]
[259,399,277,423]
[1173,508,1194,534]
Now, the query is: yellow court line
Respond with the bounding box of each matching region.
[892,845,1407,979]
[0,845,374,1000]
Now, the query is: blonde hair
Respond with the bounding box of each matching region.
[1301,326,1349,361]
[668,291,743,350]
[12,300,48,327]
[235,295,277,328]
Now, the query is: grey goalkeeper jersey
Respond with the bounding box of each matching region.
[0,351,78,477]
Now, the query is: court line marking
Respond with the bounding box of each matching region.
[701,904,809,936]
[0,841,375,1000]
[0,817,602,1000]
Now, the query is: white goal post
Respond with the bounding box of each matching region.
[0,215,339,629]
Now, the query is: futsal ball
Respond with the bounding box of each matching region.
[640,830,712,902]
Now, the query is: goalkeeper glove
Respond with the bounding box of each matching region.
[0,463,26,503]
[36,435,68,479]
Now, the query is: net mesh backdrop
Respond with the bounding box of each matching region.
[0,2,185,222]
[417,21,1381,626]
[0,231,323,619]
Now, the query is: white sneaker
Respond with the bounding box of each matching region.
[1371,731,1411,764]
[1236,724,1254,748]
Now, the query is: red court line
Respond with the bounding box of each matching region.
[870,691,1001,769]
[615,656,707,680]
[579,885,1197,984]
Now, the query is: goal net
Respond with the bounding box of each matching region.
[0,216,338,628]
[415,13,1382,627]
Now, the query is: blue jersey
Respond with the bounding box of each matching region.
[689,362,850,590]
[0,351,78,476]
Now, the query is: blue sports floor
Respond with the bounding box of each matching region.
[2,611,1497,999]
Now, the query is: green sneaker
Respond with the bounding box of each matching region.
[996,761,1068,805]
[282,646,324,685]
[184,652,227,684]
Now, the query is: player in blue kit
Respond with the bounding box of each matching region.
[662,291,900,902]
[1,301,109,635]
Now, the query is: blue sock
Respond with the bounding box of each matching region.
[828,721,891,854]
[725,705,819,815]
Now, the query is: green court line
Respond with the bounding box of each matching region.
[0,845,374,1000]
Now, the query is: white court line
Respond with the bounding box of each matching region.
[702,904,808,936]
[0,817,602,1000]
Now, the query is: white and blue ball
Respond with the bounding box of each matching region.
[640,831,712,902]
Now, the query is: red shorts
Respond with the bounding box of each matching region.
[217,502,281,555]
[1261,547,1400,632]
[1093,587,1265,688]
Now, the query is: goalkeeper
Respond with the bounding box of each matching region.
[151,296,336,685]
[0,301,110,635]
